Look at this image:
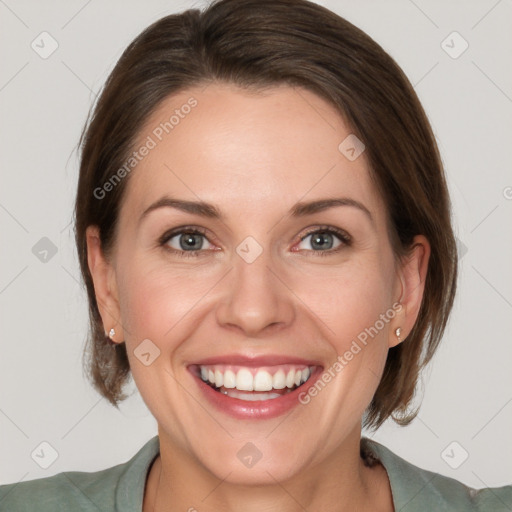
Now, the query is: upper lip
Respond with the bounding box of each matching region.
[190,354,323,368]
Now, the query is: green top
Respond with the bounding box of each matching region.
[1,436,511,511]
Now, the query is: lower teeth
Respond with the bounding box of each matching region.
[221,389,283,401]
[204,381,297,401]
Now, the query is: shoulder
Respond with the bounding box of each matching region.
[0,465,121,512]
[362,437,512,512]
[0,436,160,512]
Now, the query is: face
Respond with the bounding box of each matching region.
[87,83,428,484]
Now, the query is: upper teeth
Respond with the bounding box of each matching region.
[199,365,313,392]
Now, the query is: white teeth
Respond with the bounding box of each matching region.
[272,370,286,389]
[236,368,254,391]
[214,369,223,388]
[224,390,282,401]
[198,365,315,393]
[253,370,273,391]
[223,369,236,389]
[285,369,295,388]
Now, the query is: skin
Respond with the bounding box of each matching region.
[86,83,430,512]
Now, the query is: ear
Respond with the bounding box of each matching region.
[85,225,124,343]
[389,234,431,348]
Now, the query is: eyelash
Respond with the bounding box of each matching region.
[158,225,352,259]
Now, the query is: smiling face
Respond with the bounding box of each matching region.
[87,82,428,485]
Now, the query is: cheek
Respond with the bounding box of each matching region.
[116,235,396,345]
[116,254,205,341]
[295,259,395,346]
[114,260,199,411]
[333,284,392,352]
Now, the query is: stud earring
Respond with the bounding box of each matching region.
[395,327,402,342]
[109,328,116,339]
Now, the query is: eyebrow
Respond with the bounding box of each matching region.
[138,196,373,225]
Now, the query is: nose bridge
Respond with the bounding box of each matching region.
[215,235,294,335]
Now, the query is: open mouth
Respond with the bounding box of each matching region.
[190,364,318,402]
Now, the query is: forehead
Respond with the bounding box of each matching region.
[119,82,386,228]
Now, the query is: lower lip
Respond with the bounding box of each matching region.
[189,367,323,420]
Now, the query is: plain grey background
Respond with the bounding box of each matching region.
[1,0,511,490]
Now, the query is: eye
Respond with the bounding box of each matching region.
[159,227,215,258]
[158,225,351,258]
[295,227,351,255]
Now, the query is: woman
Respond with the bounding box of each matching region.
[1,0,510,510]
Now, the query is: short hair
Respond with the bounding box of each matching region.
[74,0,458,430]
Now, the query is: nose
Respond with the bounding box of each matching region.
[215,244,295,337]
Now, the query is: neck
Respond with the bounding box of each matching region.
[144,427,393,512]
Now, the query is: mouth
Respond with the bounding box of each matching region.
[193,364,316,401]
[188,358,323,419]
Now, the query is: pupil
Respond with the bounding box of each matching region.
[180,233,202,250]
[312,232,333,250]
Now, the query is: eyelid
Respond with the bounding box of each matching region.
[291,225,352,255]
[297,225,351,243]
[158,225,215,246]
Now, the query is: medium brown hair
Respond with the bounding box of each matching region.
[74,0,458,430]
